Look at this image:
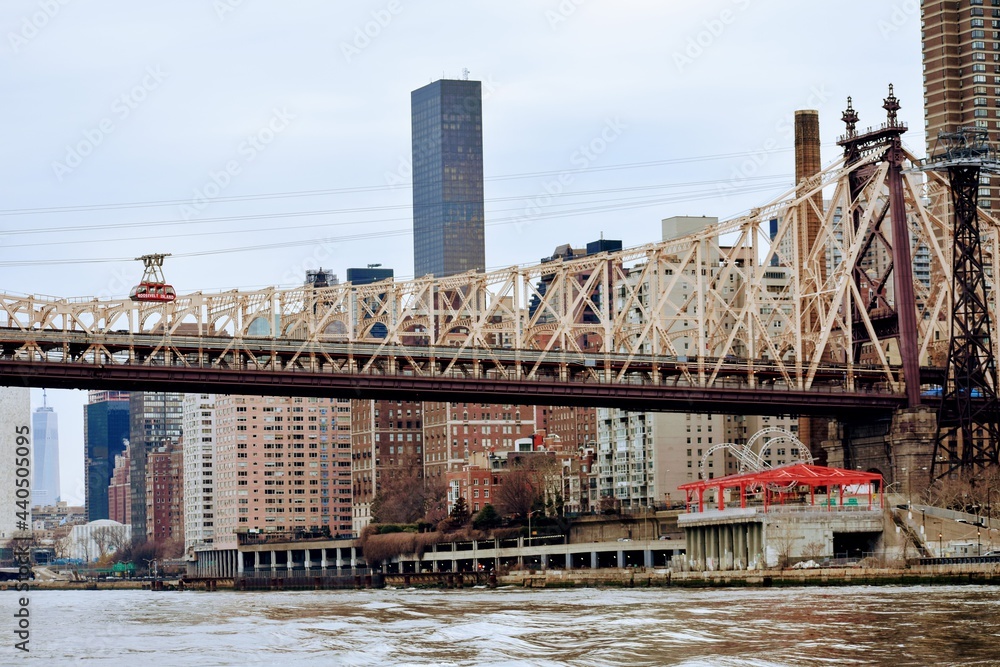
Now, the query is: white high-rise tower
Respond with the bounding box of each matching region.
[32,391,61,507]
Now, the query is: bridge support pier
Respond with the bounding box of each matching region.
[822,420,846,469]
[823,407,936,497]
[888,406,937,499]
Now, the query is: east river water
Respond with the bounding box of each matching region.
[9,585,1000,666]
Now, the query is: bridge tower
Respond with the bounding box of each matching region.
[836,86,922,410]
[921,126,1000,478]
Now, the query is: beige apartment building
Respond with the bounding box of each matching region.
[213,395,352,549]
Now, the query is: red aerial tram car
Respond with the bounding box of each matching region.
[129,253,177,303]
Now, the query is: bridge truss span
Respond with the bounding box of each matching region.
[0,104,993,418]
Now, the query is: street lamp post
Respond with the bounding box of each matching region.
[987,485,994,551]
[527,510,539,547]
[974,502,983,556]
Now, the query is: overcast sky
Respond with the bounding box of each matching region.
[0,0,922,504]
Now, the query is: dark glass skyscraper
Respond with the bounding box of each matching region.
[411,79,485,278]
[129,391,183,543]
[84,392,130,522]
[346,266,394,286]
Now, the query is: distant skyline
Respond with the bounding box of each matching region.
[4,1,923,504]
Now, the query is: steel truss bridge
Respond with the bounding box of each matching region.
[0,97,997,433]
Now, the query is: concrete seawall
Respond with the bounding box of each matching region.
[501,563,1000,588]
[2,580,165,591]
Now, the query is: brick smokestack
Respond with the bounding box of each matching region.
[795,110,822,188]
[795,109,823,282]
[794,109,827,463]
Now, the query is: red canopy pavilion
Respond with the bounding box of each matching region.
[678,464,884,514]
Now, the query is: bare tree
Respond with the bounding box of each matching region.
[160,537,184,560]
[131,540,162,574]
[106,525,130,554]
[74,534,92,563]
[423,477,449,524]
[769,523,796,569]
[494,465,538,518]
[925,468,1000,519]
[54,534,74,560]
[802,541,826,560]
[92,527,116,561]
[494,454,565,518]
[372,465,429,524]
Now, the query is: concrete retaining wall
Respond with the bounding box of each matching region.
[500,563,1000,588]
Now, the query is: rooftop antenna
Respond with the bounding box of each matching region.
[462,68,470,81]
[42,389,47,408]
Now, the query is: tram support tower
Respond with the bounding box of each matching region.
[921,126,1000,478]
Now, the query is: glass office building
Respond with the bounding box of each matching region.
[85,393,130,522]
[346,266,394,286]
[411,79,485,278]
[128,391,183,542]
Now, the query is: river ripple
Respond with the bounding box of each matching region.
[12,585,1000,666]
